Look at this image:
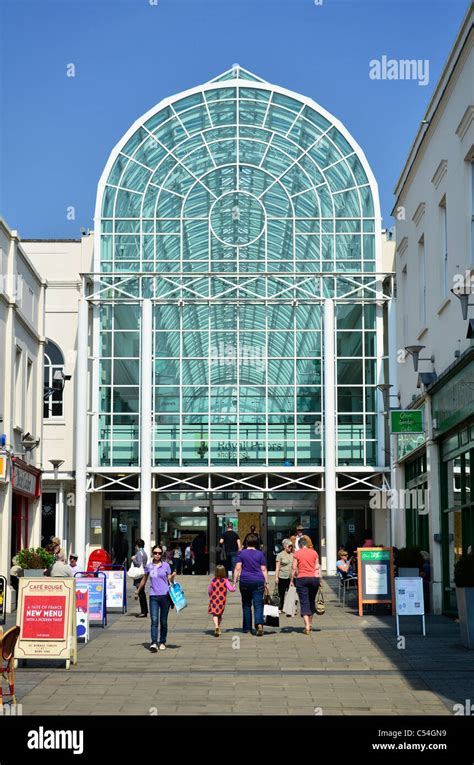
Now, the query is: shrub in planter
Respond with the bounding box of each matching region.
[17,547,55,571]
[396,546,423,569]
[454,554,474,587]
[454,554,474,650]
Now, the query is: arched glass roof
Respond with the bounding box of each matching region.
[96,66,380,276]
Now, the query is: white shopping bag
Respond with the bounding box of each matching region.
[282,585,298,616]
[263,603,280,627]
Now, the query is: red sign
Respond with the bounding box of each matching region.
[87,549,111,572]
[22,595,67,640]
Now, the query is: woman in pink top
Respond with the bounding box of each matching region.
[290,538,321,634]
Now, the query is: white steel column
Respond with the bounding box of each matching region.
[323,298,337,575]
[140,299,153,554]
[74,300,89,563]
[425,394,443,614]
[57,482,65,552]
[387,287,398,546]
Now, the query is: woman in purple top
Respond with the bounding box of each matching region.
[136,545,176,652]
[233,533,269,636]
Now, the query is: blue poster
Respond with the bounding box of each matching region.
[75,576,106,625]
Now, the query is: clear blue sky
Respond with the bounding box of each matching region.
[0,0,469,238]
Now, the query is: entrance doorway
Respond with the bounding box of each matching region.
[110,509,139,566]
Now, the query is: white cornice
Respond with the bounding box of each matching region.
[456,105,474,140]
[412,203,426,226]
[431,160,448,189]
[396,236,409,257]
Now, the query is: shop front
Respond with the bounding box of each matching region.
[11,458,41,560]
[432,356,474,614]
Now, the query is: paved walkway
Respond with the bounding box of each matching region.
[8,576,474,716]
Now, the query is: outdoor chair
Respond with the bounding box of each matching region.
[337,570,358,609]
[0,626,20,706]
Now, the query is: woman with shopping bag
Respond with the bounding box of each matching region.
[290,538,321,634]
[233,533,269,636]
[130,539,148,618]
[135,545,176,652]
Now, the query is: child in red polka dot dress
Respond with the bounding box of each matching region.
[208,564,236,636]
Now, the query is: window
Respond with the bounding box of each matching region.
[440,197,448,298]
[26,358,33,433]
[471,162,474,265]
[14,346,23,429]
[43,341,64,419]
[418,236,426,327]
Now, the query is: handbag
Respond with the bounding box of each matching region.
[282,584,298,616]
[127,563,144,579]
[168,581,187,612]
[315,587,325,615]
[270,585,280,608]
[263,603,280,628]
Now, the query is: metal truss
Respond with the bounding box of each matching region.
[83,271,393,304]
[85,467,390,493]
[336,471,390,492]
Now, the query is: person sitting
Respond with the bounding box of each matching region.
[50,551,73,577]
[362,530,375,547]
[336,549,356,580]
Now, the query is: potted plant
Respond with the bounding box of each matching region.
[17,547,55,577]
[455,554,474,649]
[397,546,423,577]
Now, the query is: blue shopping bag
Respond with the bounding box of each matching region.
[168,582,187,612]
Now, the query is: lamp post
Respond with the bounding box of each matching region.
[404,345,435,373]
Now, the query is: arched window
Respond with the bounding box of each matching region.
[43,340,64,419]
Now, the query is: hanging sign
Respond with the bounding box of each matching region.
[0,452,7,483]
[395,577,426,636]
[99,565,127,613]
[76,586,89,642]
[390,410,424,434]
[74,572,107,627]
[357,547,395,616]
[16,578,77,669]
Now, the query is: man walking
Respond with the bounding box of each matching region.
[219,522,242,577]
[290,524,314,551]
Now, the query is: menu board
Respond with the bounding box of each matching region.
[357,547,395,616]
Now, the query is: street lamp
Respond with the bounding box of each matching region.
[450,286,474,320]
[404,345,435,373]
[49,459,65,480]
[375,383,400,414]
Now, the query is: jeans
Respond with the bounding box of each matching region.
[295,577,320,616]
[149,594,170,645]
[226,552,238,576]
[239,581,265,631]
[134,577,148,616]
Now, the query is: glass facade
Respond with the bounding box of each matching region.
[96,69,380,469]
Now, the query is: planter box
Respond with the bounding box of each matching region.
[398,568,420,577]
[23,569,45,578]
[456,586,474,649]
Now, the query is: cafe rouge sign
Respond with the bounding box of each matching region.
[12,458,41,498]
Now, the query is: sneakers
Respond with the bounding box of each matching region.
[149,643,158,652]
[214,628,220,637]
[159,644,166,650]
[137,613,147,618]
[256,625,263,637]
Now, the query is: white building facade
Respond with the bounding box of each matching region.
[392,5,474,614]
[0,219,46,610]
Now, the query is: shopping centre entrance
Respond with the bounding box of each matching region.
[157,492,320,573]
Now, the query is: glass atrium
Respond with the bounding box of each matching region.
[93,67,383,472]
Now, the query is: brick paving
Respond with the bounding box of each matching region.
[6,576,474,716]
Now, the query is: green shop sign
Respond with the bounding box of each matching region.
[390,410,424,434]
[360,550,390,561]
